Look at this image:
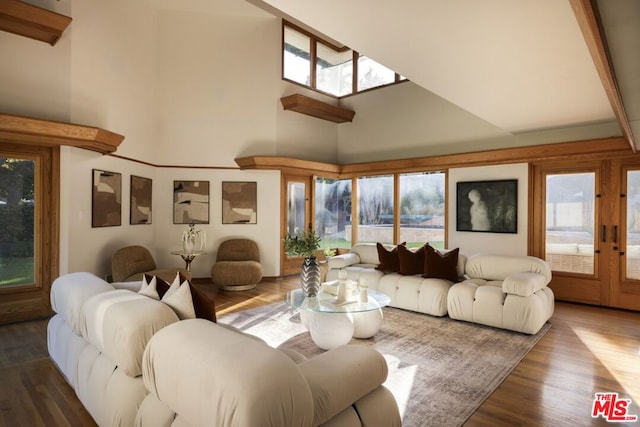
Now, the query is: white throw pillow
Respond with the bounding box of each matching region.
[161,280,196,320]
[138,275,160,300]
[162,274,182,299]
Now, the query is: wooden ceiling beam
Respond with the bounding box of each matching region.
[570,0,635,152]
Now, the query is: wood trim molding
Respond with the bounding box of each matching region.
[236,155,340,177]
[236,137,634,177]
[0,0,72,46]
[280,94,355,123]
[569,0,635,152]
[0,113,124,154]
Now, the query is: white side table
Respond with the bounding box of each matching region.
[285,288,390,350]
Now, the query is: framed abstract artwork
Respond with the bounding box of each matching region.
[130,175,152,225]
[222,181,257,224]
[173,180,210,224]
[91,169,122,227]
[456,179,517,233]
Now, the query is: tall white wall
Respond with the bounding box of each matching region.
[155,11,278,166]
[0,0,71,120]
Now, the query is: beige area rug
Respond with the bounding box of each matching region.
[219,303,550,427]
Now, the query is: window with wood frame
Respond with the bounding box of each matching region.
[282,21,407,98]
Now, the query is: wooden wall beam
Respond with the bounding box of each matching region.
[0,113,124,154]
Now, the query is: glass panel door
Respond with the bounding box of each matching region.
[287,181,306,236]
[0,145,57,325]
[532,161,605,306]
[613,164,640,311]
[282,175,311,276]
[0,157,35,287]
[625,170,640,280]
[544,173,595,275]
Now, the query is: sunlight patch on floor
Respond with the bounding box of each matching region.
[572,325,640,405]
[381,354,417,420]
[216,296,264,316]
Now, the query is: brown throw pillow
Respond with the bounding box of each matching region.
[178,272,217,323]
[423,244,459,282]
[375,242,405,273]
[397,244,426,275]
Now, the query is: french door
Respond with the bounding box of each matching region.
[531,158,640,310]
[281,174,312,276]
[0,143,59,324]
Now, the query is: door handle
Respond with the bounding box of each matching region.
[612,225,618,244]
[601,225,606,243]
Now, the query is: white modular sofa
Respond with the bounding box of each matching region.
[326,243,467,317]
[447,254,554,334]
[47,272,401,426]
[326,243,554,334]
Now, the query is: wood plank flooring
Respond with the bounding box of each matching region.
[0,276,638,426]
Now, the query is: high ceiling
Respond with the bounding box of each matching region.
[149,0,640,151]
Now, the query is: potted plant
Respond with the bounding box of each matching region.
[284,227,322,297]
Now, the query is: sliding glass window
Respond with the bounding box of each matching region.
[399,172,445,249]
[357,175,394,244]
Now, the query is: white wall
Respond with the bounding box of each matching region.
[0,0,71,121]
[61,148,157,278]
[448,163,529,256]
[338,82,512,164]
[70,0,160,161]
[156,11,279,166]
[151,168,280,279]
[276,84,340,163]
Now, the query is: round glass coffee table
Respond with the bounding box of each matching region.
[285,288,390,350]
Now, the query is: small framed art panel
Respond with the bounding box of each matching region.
[173,180,210,224]
[130,175,152,225]
[222,181,257,224]
[456,179,517,233]
[92,169,122,227]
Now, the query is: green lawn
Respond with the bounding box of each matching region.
[0,257,34,286]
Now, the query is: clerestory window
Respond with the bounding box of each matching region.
[283,21,407,98]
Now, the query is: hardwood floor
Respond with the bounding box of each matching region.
[1,276,638,426]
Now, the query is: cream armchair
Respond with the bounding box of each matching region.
[111,245,190,283]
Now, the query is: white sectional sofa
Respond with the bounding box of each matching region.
[326,243,554,334]
[47,272,400,427]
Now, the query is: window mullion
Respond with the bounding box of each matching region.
[352,51,359,94]
[310,39,317,89]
